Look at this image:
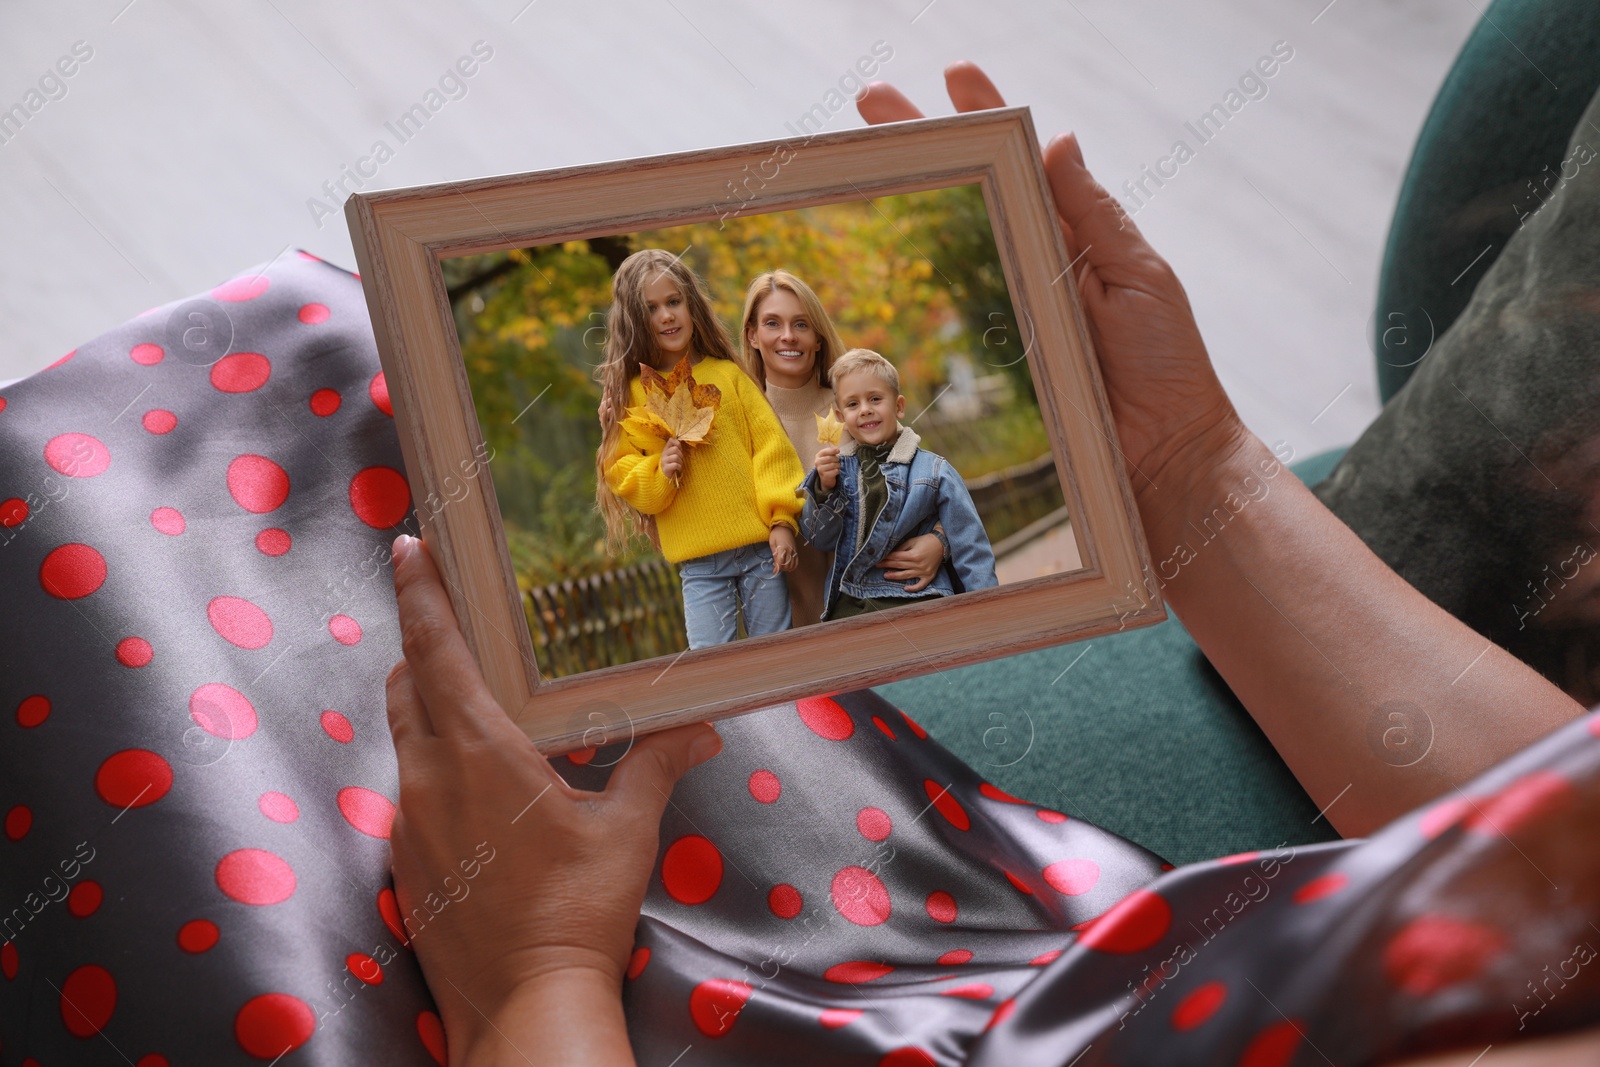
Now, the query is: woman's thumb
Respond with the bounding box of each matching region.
[605,723,722,809]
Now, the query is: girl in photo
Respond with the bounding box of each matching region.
[596,249,806,649]
[740,269,945,626]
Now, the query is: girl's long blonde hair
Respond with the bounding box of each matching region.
[739,270,846,391]
[594,248,743,552]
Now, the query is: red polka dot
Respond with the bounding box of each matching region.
[941,982,992,999]
[346,952,383,985]
[338,786,396,839]
[258,792,299,823]
[297,251,322,262]
[1216,851,1260,866]
[115,637,153,668]
[177,919,220,953]
[215,848,296,906]
[60,963,116,1037]
[5,805,31,841]
[819,1008,862,1029]
[349,466,410,529]
[661,835,723,905]
[255,528,291,556]
[190,683,259,740]
[234,992,314,1059]
[1043,858,1100,896]
[321,710,354,743]
[298,303,330,325]
[207,596,273,649]
[1465,771,1577,838]
[872,715,897,739]
[748,769,781,803]
[979,782,1027,804]
[210,352,272,393]
[17,694,50,727]
[1037,810,1068,824]
[1382,914,1506,996]
[1004,869,1034,895]
[1,940,16,979]
[937,949,973,966]
[136,1055,169,1067]
[1292,872,1349,905]
[45,432,110,477]
[1,497,29,527]
[1079,889,1172,954]
[856,807,892,841]
[150,507,186,536]
[378,888,409,947]
[142,409,177,435]
[1237,1019,1305,1067]
[689,978,753,1038]
[797,696,854,740]
[985,999,1016,1031]
[768,884,802,919]
[901,711,927,739]
[95,749,173,809]
[1029,950,1059,966]
[923,781,970,830]
[925,890,957,923]
[1589,714,1600,737]
[823,960,893,984]
[417,1009,446,1066]
[879,1048,936,1067]
[831,865,891,926]
[227,455,290,513]
[40,543,107,599]
[130,343,165,365]
[626,946,650,979]
[212,275,271,302]
[329,614,363,645]
[370,372,393,416]
[1172,980,1227,1030]
[0,396,6,413]
[566,748,595,765]
[67,880,103,918]
[1419,796,1473,839]
[309,388,342,416]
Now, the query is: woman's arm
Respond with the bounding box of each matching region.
[383,534,721,1065]
[862,65,1583,836]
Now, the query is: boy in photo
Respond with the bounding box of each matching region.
[799,348,999,620]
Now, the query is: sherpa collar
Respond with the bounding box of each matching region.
[839,426,920,464]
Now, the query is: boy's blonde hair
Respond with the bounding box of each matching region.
[739,270,846,390]
[829,348,900,396]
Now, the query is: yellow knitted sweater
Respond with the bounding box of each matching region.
[605,356,805,564]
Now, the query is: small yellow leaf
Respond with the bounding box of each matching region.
[815,411,844,446]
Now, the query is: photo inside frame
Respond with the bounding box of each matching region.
[445,182,1083,683]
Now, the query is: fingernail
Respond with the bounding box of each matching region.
[689,730,721,764]
[392,534,417,564]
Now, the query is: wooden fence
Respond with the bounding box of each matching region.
[523,452,1065,678]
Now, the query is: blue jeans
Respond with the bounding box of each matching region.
[678,542,792,650]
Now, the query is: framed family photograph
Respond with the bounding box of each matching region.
[345,107,1163,754]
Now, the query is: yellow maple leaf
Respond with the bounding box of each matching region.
[619,356,722,484]
[815,410,844,446]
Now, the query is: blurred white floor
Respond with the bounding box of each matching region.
[0,0,1480,457]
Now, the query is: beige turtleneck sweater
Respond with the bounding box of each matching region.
[764,380,837,475]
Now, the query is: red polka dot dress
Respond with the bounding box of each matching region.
[2,254,1597,1064]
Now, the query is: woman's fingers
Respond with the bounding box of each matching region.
[943,61,1007,111]
[604,723,722,816]
[385,659,434,748]
[855,81,925,125]
[1042,133,1150,284]
[391,534,514,741]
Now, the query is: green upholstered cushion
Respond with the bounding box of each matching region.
[876,451,1347,867]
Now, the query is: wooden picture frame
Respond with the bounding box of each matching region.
[345,107,1163,754]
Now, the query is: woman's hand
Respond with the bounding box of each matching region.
[769,524,799,574]
[660,437,685,481]
[814,445,840,491]
[878,533,943,591]
[858,62,1247,503]
[385,534,721,1064]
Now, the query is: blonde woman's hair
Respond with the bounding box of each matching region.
[739,270,846,391]
[593,248,742,552]
[829,348,900,396]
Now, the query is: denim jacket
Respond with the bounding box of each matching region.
[798,427,998,619]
